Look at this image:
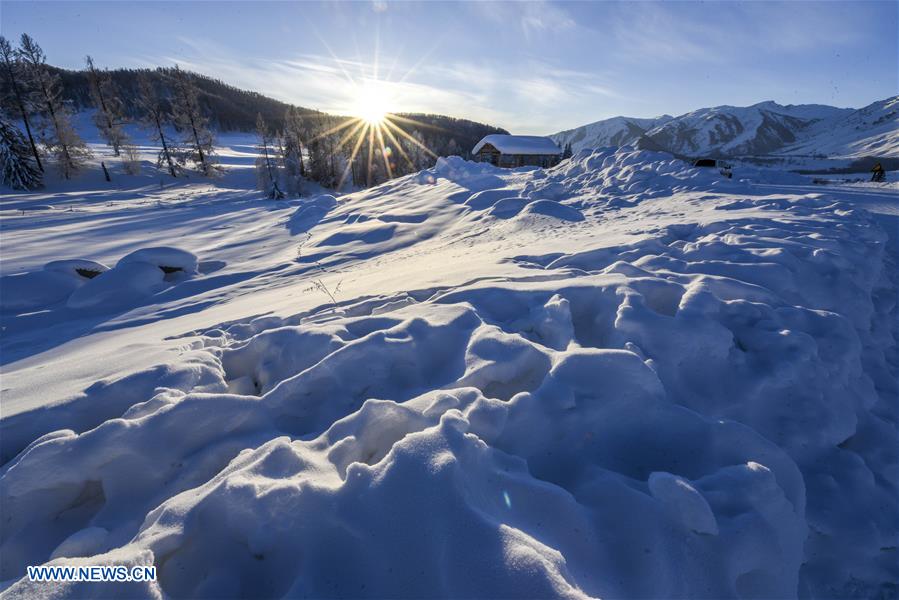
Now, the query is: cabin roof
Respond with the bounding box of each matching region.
[472,134,562,156]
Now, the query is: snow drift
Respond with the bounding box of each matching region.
[1,147,896,599]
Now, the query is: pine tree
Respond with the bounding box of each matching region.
[18,34,90,179]
[170,66,219,176]
[0,36,42,173]
[85,55,128,155]
[254,113,284,199]
[135,73,178,177]
[0,112,42,190]
[562,142,573,160]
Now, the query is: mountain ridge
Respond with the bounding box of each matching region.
[552,97,897,159]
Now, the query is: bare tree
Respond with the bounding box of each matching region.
[0,36,42,172]
[170,66,219,176]
[135,73,177,177]
[307,116,340,188]
[0,111,42,189]
[281,106,306,196]
[18,34,90,179]
[85,55,128,155]
[254,113,284,199]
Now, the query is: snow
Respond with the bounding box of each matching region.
[1,134,897,598]
[472,134,562,156]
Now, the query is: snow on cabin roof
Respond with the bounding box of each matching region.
[472,134,562,156]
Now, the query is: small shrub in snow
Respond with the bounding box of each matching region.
[120,143,142,176]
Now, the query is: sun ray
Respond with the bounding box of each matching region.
[396,34,446,86]
[332,118,368,155]
[337,122,370,191]
[379,118,416,171]
[382,118,438,159]
[303,39,444,187]
[383,43,404,84]
[387,113,454,136]
[372,20,381,82]
[311,29,359,88]
[366,124,376,187]
[307,117,359,144]
[374,123,394,180]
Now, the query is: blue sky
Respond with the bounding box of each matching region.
[1,1,896,134]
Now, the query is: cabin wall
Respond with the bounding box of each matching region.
[475,144,501,166]
[474,144,561,169]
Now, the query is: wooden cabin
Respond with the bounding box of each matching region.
[472,135,562,168]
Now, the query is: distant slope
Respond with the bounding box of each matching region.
[551,100,881,158]
[551,115,672,153]
[643,102,851,157]
[779,96,899,158]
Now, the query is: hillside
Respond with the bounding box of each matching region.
[642,101,850,157]
[551,115,673,154]
[50,66,320,132]
[551,99,899,160]
[779,96,899,158]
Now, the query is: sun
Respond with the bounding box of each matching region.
[312,71,437,190]
[358,103,388,125]
[352,82,392,125]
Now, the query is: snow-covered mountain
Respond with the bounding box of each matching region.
[643,101,851,157]
[779,96,899,158]
[551,100,894,158]
[552,115,673,153]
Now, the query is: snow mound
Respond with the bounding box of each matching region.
[523,146,733,207]
[117,247,199,274]
[67,247,199,309]
[519,199,584,221]
[44,260,110,279]
[0,260,110,311]
[1,270,84,312]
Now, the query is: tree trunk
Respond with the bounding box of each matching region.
[187,112,206,173]
[155,114,177,178]
[261,136,282,198]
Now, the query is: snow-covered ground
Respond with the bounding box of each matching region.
[1,139,897,598]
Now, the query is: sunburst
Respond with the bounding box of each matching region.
[306,36,446,190]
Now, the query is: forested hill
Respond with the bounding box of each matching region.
[46,66,508,155]
[49,66,317,131]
